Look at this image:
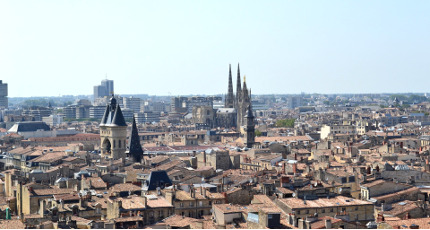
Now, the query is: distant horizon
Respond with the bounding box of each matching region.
[6,91,429,99]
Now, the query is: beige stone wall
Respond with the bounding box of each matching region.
[226,189,254,205]
[100,125,127,159]
[106,200,120,220]
[4,172,12,197]
[278,202,375,222]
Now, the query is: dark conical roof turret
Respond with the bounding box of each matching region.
[129,116,144,162]
[111,104,127,126]
[100,95,127,126]
[100,105,110,125]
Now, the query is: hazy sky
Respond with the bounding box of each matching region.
[1,1,429,97]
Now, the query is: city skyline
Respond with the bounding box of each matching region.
[1,1,429,97]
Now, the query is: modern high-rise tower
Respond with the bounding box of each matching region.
[93,79,114,101]
[101,79,114,96]
[0,80,8,108]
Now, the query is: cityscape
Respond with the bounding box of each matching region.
[1,1,430,229]
[1,66,430,229]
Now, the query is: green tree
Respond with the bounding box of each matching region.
[255,130,262,137]
[276,118,296,128]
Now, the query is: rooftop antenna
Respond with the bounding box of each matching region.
[105,73,108,80]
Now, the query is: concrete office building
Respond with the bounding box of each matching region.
[0,80,8,108]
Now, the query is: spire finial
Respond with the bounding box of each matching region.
[244,75,246,83]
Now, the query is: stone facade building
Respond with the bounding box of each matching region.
[196,148,240,170]
[164,187,225,219]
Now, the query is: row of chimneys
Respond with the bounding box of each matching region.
[288,213,332,229]
[189,185,208,198]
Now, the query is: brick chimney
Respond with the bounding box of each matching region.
[190,185,195,198]
[80,193,91,209]
[404,212,411,220]
[325,219,332,229]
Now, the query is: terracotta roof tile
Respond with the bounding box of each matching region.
[279,196,373,209]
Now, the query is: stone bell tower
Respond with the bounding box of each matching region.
[100,95,127,160]
[244,104,255,148]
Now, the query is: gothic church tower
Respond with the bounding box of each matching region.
[100,96,127,160]
[223,63,253,131]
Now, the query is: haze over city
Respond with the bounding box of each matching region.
[1,0,429,97]
[4,1,430,229]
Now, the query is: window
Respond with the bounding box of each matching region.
[73,206,78,215]
[305,210,309,214]
[180,202,184,207]
[190,202,194,207]
[322,209,325,213]
[119,140,121,148]
[297,211,300,215]
[355,206,358,211]
[113,140,116,148]
[199,201,203,207]
[330,208,333,212]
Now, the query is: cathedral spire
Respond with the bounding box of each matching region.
[236,63,242,104]
[242,75,249,102]
[225,64,235,108]
[129,115,144,162]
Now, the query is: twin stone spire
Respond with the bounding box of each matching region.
[225,63,252,129]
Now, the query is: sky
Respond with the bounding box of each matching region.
[0,1,429,97]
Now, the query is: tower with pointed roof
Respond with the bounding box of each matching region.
[236,74,251,129]
[244,104,255,148]
[100,95,127,160]
[236,63,242,107]
[225,64,235,108]
[128,115,144,162]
